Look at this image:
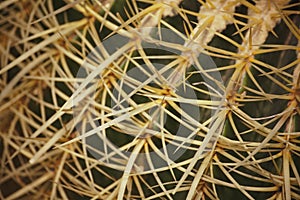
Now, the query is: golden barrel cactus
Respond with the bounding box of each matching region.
[0,0,299,199]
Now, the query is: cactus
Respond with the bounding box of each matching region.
[0,0,299,199]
